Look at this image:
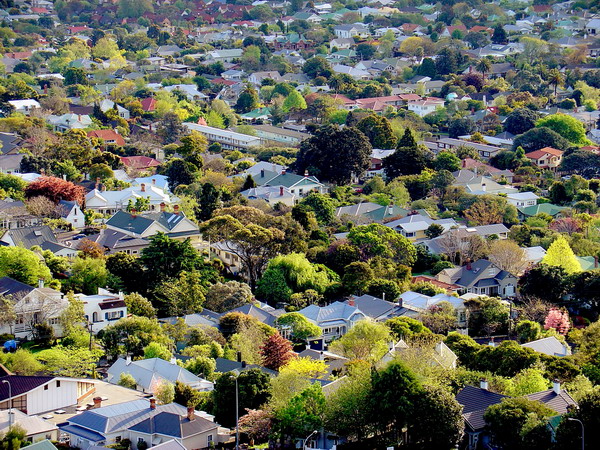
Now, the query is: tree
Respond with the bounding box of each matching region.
[63,67,87,86]
[419,301,457,334]
[63,257,107,295]
[484,398,554,450]
[434,151,461,172]
[411,385,464,449]
[541,236,581,274]
[140,233,202,286]
[25,176,84,205]
[464,195,507,225]
[155,381,175,404]
[204,281,253,313]
[512,127,570,152]
[178,131,208,156]
[293,125,372,185]
[347,223,417,266]
[383,128,433,178]
[298,193,335,225]
[329,319,390,362]
[273,383,325,441]
[106,252,145,294]
[519,265,570,303]
[157,112,185,144]
[536,114,591,146]
[0,247,51,286]
[475,58,492,80]
[547,68,564,97]
[235,85,260,114]
[302,56,332,79]
[276,312,321,341]
[282,90,307,113]
[118,372,137,389]
[487,240,527,275]
[355,115,397,149]
[143,342,172,360]
[466,296,509,338]
[504,108,540,135]
[238,409,273,444]
[356,43,376,59]
[124,293,156,318]
[544,308,570,335]
[99,316,172,358]
[261,332,295,370]
[60,292,86,338]
[492,25,508,44]
[159,270,214,316]
[448,117,476,139]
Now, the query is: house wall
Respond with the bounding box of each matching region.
[26,380,82,415]
[182,429,219,448]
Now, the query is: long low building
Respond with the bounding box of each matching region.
[183,123,261,150]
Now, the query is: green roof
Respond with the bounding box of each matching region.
[24,441,58,450]
[576,256,597,271]
[517,203,568,217]
[240,107,271,119]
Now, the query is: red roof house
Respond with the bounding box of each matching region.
[88,130,126,147]
[140,98,156,112]
[121,156,161,171]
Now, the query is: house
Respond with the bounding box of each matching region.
[211,241,244,276]
[207,48,243,61]
[436,259,517,298]
[7,100,40,115]
[85,185,176,214]
[345,294,402,321]
[0,132,23,155]
[335,201,400,224]
[76,229,149,256]
[251,125,310,147]
[506,192,539,207]
[183,123,261,150]
[382,339,458,369]
[248,71,282,85]
[436,138,502,160]
[0,226,77,257]
[87,130,126,147]
[334,24,369,39]
[384,214,457,241]
[240,186,297,206]
[329,38,355,50]
[0,200,42,229]
[163,85,208,101]
[332,64,371,80]
[525,147,564,171]
[521,336,571,357]
[77,289,127,333]
[99,99,130,120]
[105,210,201,243]
[0,409,58,442]
[121,156,162,171]
[60,399,222,449]
[398,291,468,327]
[452,169,518,195]
[298,301,366,342]
[586,18,600,35]
[457,381,577,450]
[140,98,157,113]
[58,200,85,229]
[517,203,567,221]
[47,114,93,132]
[407,98,445,117]
[258,171,327,198]
[107,358,213,394]
[297,349,348,377]
[156,45,183,56]
[0,374,96,415]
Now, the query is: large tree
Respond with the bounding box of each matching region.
[536,114,591,146]
[541,236,581,274]
[293,125,372,185]
[383,128,433,178]
[356,115,397,149]
[25,176,84,205]
[260,332,294,370]
[504,108,540,135]
[512,127,570,152]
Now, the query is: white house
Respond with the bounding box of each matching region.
[58,200,85,229]
[407,98,445,117]
[77,289,127,333]
[99,99,130,120]
[47,114,92,132]
[0,409,58,442]
[105,210,201,243]
[334,24,369,39]
[207,49,243,61]
[248,71,282,86]
[85,184,176,214]
[586,18,600,35]
[0,375,96,415]
[183,123,261,150]
[298,301,367,342]
[7,99,40,115]
[506,192,539,207]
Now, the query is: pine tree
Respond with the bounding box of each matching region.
[260,332,294,370]
[241,175,256,191]
[541,236,581,274]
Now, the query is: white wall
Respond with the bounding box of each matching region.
[26,380,80,415]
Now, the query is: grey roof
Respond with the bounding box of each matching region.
[23,440,58,450]
[58,200,78,217]
[129,411,218,438]
[521,336,569,357]
[347,295,401,319]
[214,358,277,376]
[229,304,277,326]
[106,211,186,234]
[0,132,22,154]
[151,440,187,450]
[0,276,35,297]
[83,229,149,250]
[456,385,507,431]
[298,301,364,324]
[2,225,58,248]
[0,154,24,171]
[525,389,577,414]
[454,260,514,289]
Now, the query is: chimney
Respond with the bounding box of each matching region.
[281,169,286,175]
[174,205,180,215]
[319,351,324,360]
[241,361,247,368]
[152,178,156,185]
[187,406,195,421]
[93,397,102,408]
[462,159,467,168]
[481,183,486,191]
[160,202,166,212]
[78,114,82,122]
[466,260,472,271]
[150,398,156,410]
[348,297,355,307]
[95,177,100,190]
[553,380,561,395]
[280,186,284,196]
[595,256,598,269]
[126,355,132,365]
[480,379,489,391]
[131,208,137,218]
[260,169,265,178]
[304,170,308,176]
[170,357,177,365]
[38,279,44,289]
[237,351,242,362]
[141,183,146,192]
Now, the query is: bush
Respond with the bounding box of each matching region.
[431,260,454,275]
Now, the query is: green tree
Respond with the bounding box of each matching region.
[298,193,335,224]
[124,293,156,318]
[512,127,570,152]
[273,383,325,441]
[155,381,175,404]
[276,312,321,341]
[159,270,216,316]
[118,372,137,389]
[384,128,433,178]
[293,125,372,185]
[204,281,253,313]
[178,131,208,156]
[99,316,172,357]
[140,233,202,286]
[0,247,51,286]
[282,90,307,113]
[63,257,107,295]
[492,25,508,44]
[356,115,397,149]
[419,301,457,334]
[434,151,461,172]
[143,342,172,360]
[536,114,591,146]
[235,85,260,114]
[504,108,540,135]
[329,319,390,362]
[347,223,417,266]
[541,236,582,274]
[302,56,332,79]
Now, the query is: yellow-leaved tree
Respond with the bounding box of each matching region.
[541,236,581,274]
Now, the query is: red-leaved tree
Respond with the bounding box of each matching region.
[25,176,85,206]
[260,332,295,370]
[544,308,570,335]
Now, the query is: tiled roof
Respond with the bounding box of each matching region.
[456,385,507,431]
[0,375,54,401]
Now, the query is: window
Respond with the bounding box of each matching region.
[207,435,213,445]
[44,385,48,391]
[56,380,60,387]
[138,438,144,444]
[115,437,121,443]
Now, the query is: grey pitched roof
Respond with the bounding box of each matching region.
[214,358,277,376]
[58,200,78,217]
[107,358,204,392]
[0,276,35,297]
[521,336,569,357]
[454,260,513,288]
[82,229,149,250]
[229,304,277,326]
[129,411,218,438]
[525,389,577,414]
[347,295,401,319]
[3,225,57,248]
[298,301,363,324]
[456,385,507,431]
[0,132,22,154]
[106,211,186,234]
[24,440,58,450]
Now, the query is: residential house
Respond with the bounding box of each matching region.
[47,114,93,132]
[435,138,502,160]
[248,71,282,85]
[207,48,243,61]
[452,169,518,195]
[0,409,58,442]
[105,210,201,243]
[436,259,517,298]
[87,130,126,147]
[506,192,539,207]
[7,100,40,115]
[99,99,130,120]
[296,349,348,377]
[77,229,149,256]
[0,374,96,415]
[457,381,577,450]
[335,201,400,224]
[334,24,369,39]
[332,64,371,80]
[240,186,297,207]
[163,85,208,102]
[586,18,600,35]
[521,336,571,357]
[107,358,213,394]
[140,98,156,113]
[398,291,468,327]
[407,98,445,117]
[211,241,244,276]
[0,154,24,173]
[156,45,183,57]
[0,200,41,229]
[77,289,127,333]
[329,38,355,50]
[0,132,23,155]
[517,203,567,221]
[257,171,327,198]
[251,125,310,147]
[525,147,564,171]
[85,185,176,214]
[0,226,77,257]
[183,123,261,150]
[120,156,162,172]
[345,294,402,321]
[58,200,85,229]
[298,301,366,342]
[60,399,222,449]
[384,214,458,241]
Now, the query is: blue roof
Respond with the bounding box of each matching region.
[298,301,362,324]
[60,424,106,442]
